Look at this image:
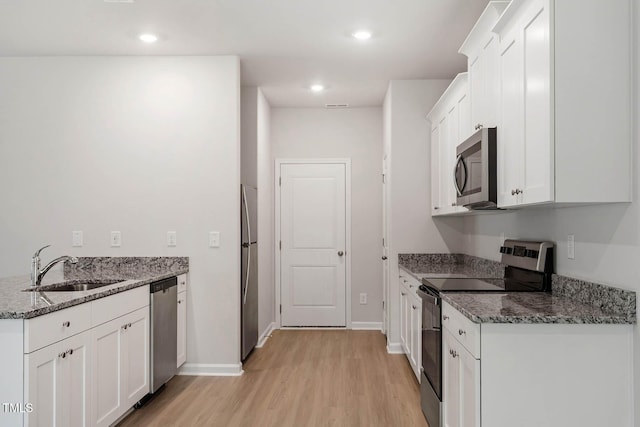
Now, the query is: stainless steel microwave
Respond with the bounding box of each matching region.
[455,127,498,209]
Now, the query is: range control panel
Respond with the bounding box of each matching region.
[500,239,554,273]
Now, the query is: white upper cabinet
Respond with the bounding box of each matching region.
[459,1,510,134]
[427,73,471,216]
[493,0,632,207]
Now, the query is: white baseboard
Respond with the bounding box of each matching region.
[177,363,243,376]
[386,342,404,354]
[256,322,275,348]
[351,321,383,331]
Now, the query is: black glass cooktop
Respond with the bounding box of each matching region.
[421,277,545,293]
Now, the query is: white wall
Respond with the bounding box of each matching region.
[271,107,383,323]
[256,88,274,337]
[0,56,242,371]
[452,1,640,418]
[384,80,466,348]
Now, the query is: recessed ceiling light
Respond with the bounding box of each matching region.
[352,30,372,40]
[310,84,325,93]
[139,33,158,43]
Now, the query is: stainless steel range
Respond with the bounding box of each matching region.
[417,240,554,427]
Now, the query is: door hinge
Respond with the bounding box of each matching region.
[279,177,281,186]
[279,240,282,250]
[382,173,386,184]
[280,304,282,314]
[382,301,385,310]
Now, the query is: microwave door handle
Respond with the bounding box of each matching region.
[454,154,466,197]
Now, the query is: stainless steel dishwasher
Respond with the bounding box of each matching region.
[150,276,177,393]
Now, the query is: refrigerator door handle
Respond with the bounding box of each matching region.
[242,186,251,305]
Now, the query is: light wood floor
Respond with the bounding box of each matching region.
[118,330,429,427]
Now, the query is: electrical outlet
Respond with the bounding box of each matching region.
[567,234,575,259]
[359,293,367,305]
[167,231,177,247]
[209,231,220,248]
[110,231,121,247]
[72,231,83,247]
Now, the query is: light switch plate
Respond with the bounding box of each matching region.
[567,234,575,259]
[359,293,367,305]
[167,231,177,247]
[111,231,122,247]
[209,231,220,248]
[72,231,83,247]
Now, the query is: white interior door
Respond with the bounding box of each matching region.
[280,162,346,327]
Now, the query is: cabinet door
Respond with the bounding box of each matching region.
[25,330,91,427]
[431,126,442,215]
[469,52,484,134]
[409,295,422,380]
[497,32,524,207]
[177,291,187,368]
[521,0,553,205]
[459,345,480,427]
[121,307,150,408]
[443,330,461,427]
[483,33,501,128]
[438,115,451,213]
[399,280,409,354]
[92,317,124,427]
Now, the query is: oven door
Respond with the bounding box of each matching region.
[418,286,441,399]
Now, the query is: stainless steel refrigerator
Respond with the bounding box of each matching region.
[241,184,258,361]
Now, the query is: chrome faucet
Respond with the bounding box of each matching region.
[31,245,78,288]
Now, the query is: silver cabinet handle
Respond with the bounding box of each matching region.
[434,206,439,210]
[451,350,458,358]
[412,305,417,310]
[401,292,406,296]
[511,189,516,196]
[443,315,449,321]
[122,324,128,330]
[59,352,66,358]
[178,299,182,304]
[382,256,388,260]
[338,251,344,256]
[459,329,466,336]
[62,321,70,328]
[451,203,456,207]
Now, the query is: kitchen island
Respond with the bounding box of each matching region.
[0,256,189,427]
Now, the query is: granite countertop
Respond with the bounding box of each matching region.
[398,253,505,280]
[398,252,636,325]
[0,257,188,319]
[441,292,634,325]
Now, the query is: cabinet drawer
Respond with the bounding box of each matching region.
[24,303,92,353]
[92,285,149,327]
[177,274,187,293]
[399,274,421,293]
[442,301,480,358]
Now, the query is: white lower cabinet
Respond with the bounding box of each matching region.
[398,272,422,381]
[176,274,188,368]
[13,285,152,427]
[92,306,149,427]
[442,329,480,427]
[176,290,187,368]
[24,329,92,427]
[442,301,634,427]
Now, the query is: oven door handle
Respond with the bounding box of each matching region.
[417,288,439,306]
[454,154,466,197]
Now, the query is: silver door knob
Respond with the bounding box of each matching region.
[382,256,388,260]
[338,251,344,256]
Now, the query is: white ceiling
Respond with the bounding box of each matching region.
[0,0,490,107]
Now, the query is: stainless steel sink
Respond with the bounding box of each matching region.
[23,279,122,292]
